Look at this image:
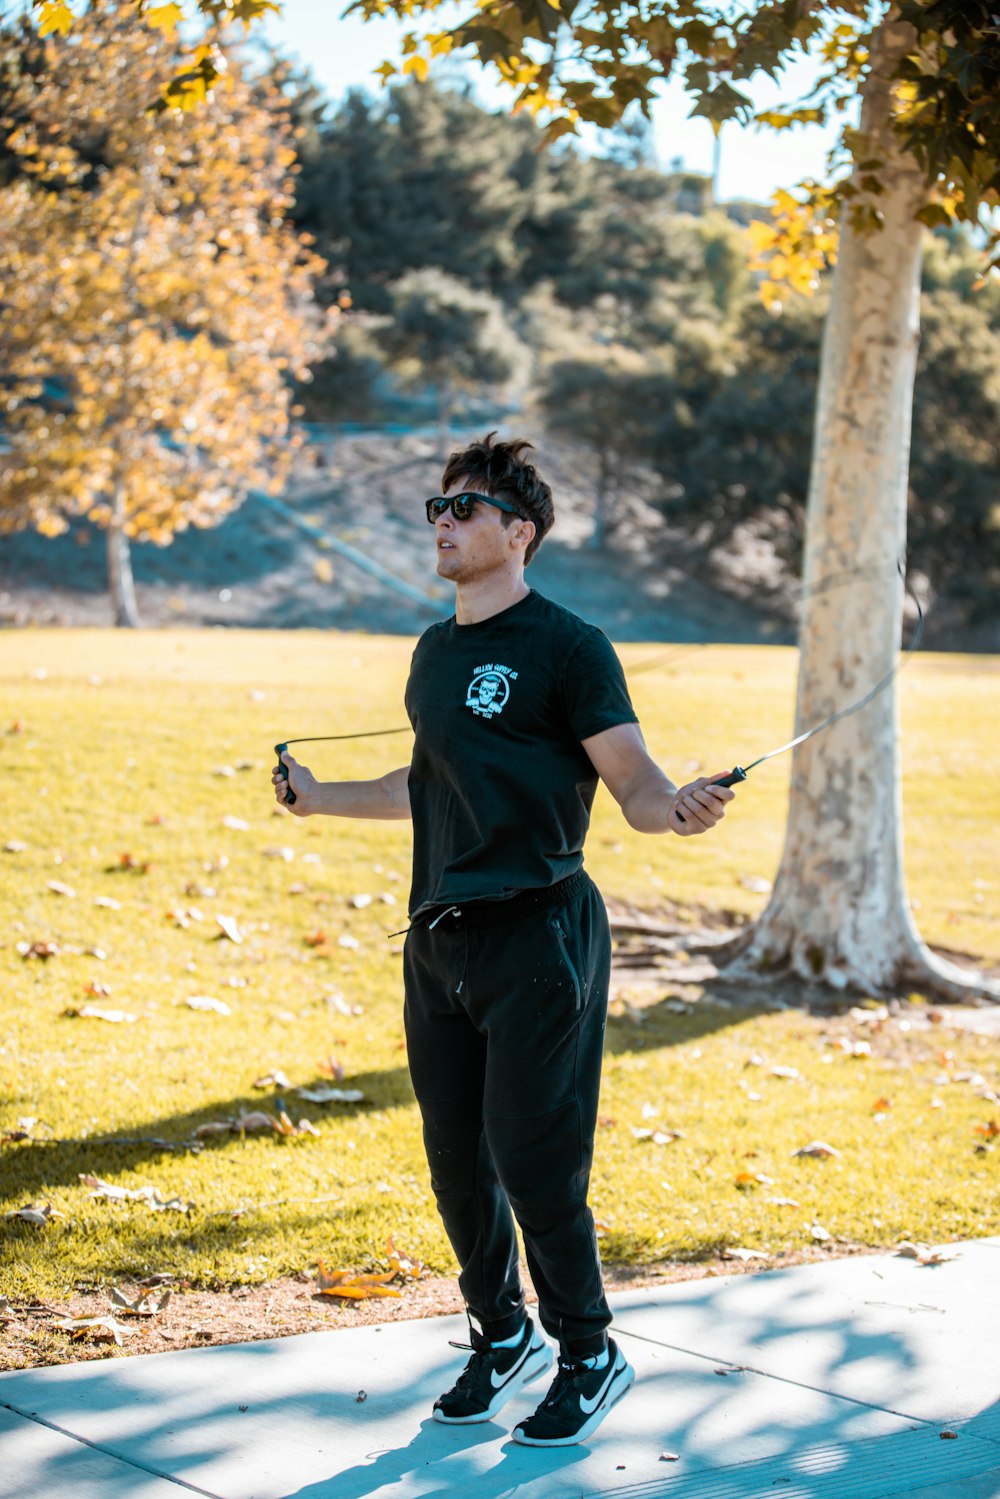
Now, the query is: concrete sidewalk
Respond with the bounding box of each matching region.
[2,1239,998,1499]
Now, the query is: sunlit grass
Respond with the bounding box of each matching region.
[1,629,997,1307]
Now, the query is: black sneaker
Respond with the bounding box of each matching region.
[433,1317,554,1425]
[511,1338,635,1446]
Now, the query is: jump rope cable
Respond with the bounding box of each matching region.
[274,552,924,810]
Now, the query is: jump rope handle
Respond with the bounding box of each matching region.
[274,742,297,806]
[675,765,747,824]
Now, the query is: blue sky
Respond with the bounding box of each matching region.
[260,1,850,204]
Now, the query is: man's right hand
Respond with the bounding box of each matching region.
[272,750,317,816]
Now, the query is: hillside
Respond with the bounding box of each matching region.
[4,426,995,649]
[0,430,794,644]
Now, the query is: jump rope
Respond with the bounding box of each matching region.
[274,555,924,821]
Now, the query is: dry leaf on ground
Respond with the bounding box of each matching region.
[314,1259,402,1300]
[792,1141,842,1159]
[215,914,244,943]
[55,1315,138,1345]
[6,1202,64,1225]
[386,1237,429,1279]
[896,1242,961,1265]
[110,1287,172,1316]
[47,880,76,897]
[17,940,60,959]
[80,1175,193,1212]
[64,1004,137,1023]
[254,1070,291,1090]
[180,995,231,1015]
[721,1247,770,1262]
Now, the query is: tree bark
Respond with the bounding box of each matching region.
[106,485,140,628]
[722,14,998,1001]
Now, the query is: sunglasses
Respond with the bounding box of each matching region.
[425,492,523,523]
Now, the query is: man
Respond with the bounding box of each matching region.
[273,433,735,1447]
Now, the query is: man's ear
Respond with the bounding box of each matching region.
[512,520,536,554]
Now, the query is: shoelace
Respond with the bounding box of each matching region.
[539,1356,593,1407]
[446,1335,501,1390]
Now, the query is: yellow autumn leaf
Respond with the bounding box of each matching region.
[145,3,185,35]
[386,1236,430,1279]
[747,219,779,255]
[314,1258,402,1299]
[37,1,73,38]
[401,54,429,82]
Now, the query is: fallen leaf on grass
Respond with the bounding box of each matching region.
[254,1070,290,1090]
[339,934,361,951]
[872,1097,892,1113]
[4,840,27,853]
[767,1066,802,1081]
[17,940,60,960]
[110,1287,172,1316]
[830,1037,872,1057]
[296,1086,365,1104]
[631,1127,684,1145]
[64,1004,137,1023]
[318,1056,346,1082]
[84,980,112,998]
[792,1141,842,1159]
[734,1173,775,1189]
[809,1224,832,1242]
[386,1238,430,1279]
[216,914,244,943]
[721,1247,770,1262]
[6,1202,64,1225]
[305,930,328,948]
[222,815,249,831]
[194,1111,317,1139]
[973,1120,999,1139]
[180,995,231,1015]
[117,852,152,873]
[47,880,76,898]
[314,1259,402,1300]
[263,846,295,861]
[55,1315,138,1346]
[80,1175,193,1212]
[765,1196,802,1208]
[350,894,373,909]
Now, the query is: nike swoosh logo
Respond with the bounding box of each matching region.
[579,1360,619,1414]
[490,1343,531,1389]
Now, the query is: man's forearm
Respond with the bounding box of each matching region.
[620,765,679,833]
[310,766,411,820]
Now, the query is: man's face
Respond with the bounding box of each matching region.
[433,476,530,585]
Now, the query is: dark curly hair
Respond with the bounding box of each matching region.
[441,432,554,566]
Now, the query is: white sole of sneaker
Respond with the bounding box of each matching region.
[433,1343,555,1425]
[510,1358,636,1447]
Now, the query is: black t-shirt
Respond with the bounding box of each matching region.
[404,590,637,918]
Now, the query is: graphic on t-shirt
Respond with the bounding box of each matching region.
[466,662,518,719]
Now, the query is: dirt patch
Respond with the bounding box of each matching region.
[1,1245,891,1374]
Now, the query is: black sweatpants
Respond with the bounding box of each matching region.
[402,869,613,1359]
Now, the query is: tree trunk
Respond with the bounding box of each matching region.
[723,15,997,1001]
[590,449,614,549]
[106,485,140,627]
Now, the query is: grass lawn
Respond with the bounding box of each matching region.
[1,629,997,1360]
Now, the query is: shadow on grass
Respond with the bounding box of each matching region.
[2,1256,996,1499]
[1,1065,416,1203]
